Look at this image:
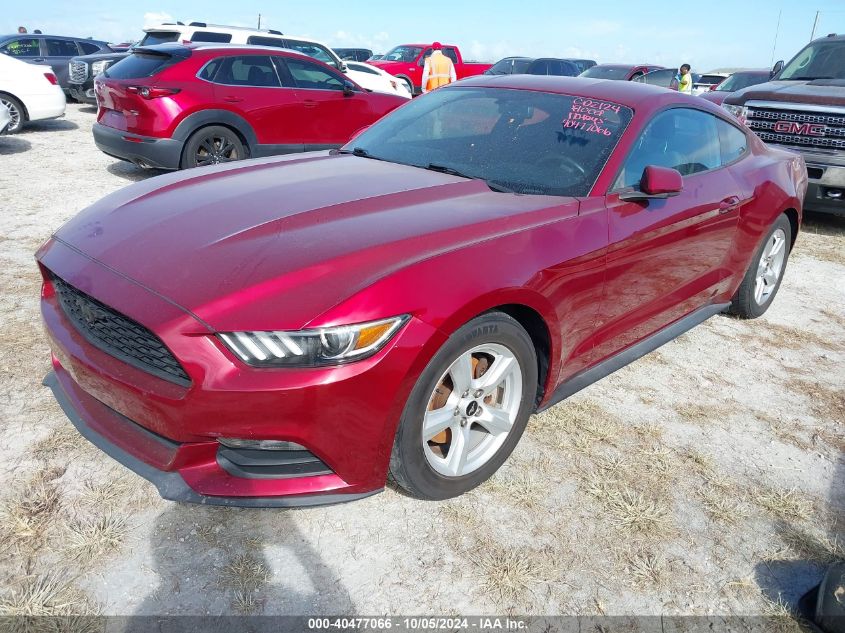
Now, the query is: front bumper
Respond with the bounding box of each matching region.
[804,162,845,216]
[38,239,443,505]
[93,122,183,170]
[68,83,96,105]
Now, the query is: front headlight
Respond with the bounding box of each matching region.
[218,315,409,367]
[722,103,749,123]
[92,60,111,75]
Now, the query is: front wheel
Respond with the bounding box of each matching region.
[0,94,26,134]
[729,213,792,319]
[389,312,538,500]
[181,125,246,169]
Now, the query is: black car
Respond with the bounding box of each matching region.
[334,47,373,62]
[0,34,112,92]
[485,57,580,77]
[68,51,129,104]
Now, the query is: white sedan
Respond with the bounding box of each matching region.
[0,53,66,134]
[345,61,412,99]
[0,102,9,135]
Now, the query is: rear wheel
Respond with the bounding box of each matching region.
[389,312,538,500]
[729,214,792,319]
[0,94,26,134]
[181,125,245,169]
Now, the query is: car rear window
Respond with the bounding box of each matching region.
[697,74,726,84]
[78,41,101,54]
[190,31,232,43]
[104,52,175,79]
[139,31,179,46]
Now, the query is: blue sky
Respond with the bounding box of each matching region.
[5,0,845,71]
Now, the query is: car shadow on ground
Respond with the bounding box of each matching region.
[0,137,32,155]
[20,119,79,133]
[78,105,98,114]
[122,503,355,629]
[753,449,844,623]
[107,161,168,182]
[803,211,845,235]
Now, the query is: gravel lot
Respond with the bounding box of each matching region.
[0,103,843,623]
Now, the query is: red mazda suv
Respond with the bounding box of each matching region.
[93,44,407,169]
[40,76,807,507]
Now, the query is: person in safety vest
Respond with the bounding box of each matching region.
[677,63,693,94]
[421,42,456,94]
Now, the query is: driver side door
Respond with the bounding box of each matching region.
[590,107,744,363]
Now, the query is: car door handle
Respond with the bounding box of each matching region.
[222,96,243,103]
[719,196,741,213]
[303,100,317,108]
[32,58,45,62]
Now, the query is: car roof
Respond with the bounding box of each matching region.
[454,75,700,109]
[0,34,108,44]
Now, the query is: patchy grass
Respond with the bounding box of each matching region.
[65,515,128,565]
[220,553,270,593]
[30,425,87,461]
[781,525,845,564]
[623,550,666,587]
[699,485,749,525]
[798,215,845,266]
[0,573,97,619]
[483,472,543,509]
[232,590,261,615]
[472,542,547,603]
[752,320,845,353]
[531,399,622,451]
[675,402,733,427]
[752,488,814,522]
[762,595,806,633]
[790,379,845,425]
[0,468,63,563]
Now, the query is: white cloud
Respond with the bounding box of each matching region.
[143,12,174,28]
[330,30,392,53]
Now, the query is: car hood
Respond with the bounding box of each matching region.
[51,153,577,331]
[724,79,845,107]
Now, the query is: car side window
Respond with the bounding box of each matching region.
[530,60,549,75]
[78,41,100,55]
[284,41,337,68]
[418,48,433,66]
[284,58,345,91]
[1,38,41,57]
[717,118,748,165]
[443,48,459,64]
[615,108,723,189]
[213,56,281,87]
[46,39,80,57]
[199,58,223,82]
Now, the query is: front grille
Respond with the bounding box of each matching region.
[68,60,87,84]
[746,104,845,151]
[52,276,191,386]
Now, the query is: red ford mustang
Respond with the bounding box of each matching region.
[38,76,807,506]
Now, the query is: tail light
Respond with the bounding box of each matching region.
[710,84,718,91]
[182,39,192,44]
[126,86,181,99]
[44,72,58,85]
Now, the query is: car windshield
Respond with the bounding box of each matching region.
[715,72,767,91]
[345,87,632,197]
[382,46,423,62]
[778,40,845,80]
[696,74,726,84]
[487,58,532,75]
[580,66,630,80]
[139,31,179,46]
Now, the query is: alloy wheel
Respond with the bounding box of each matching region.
[754,227,787,305]
[1,99,21,133]
[422,343,523,477]
[195,134,240,166]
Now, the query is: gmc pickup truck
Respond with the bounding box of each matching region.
[723,33,845,216]
[368,44,491,95]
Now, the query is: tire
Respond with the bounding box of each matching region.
[180,125,246,169]
[389,312,538,500]
[0,94,26,134]
[729,213,792,319]
[398,76,414,96]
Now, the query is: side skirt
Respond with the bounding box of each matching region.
[537,302,731,413]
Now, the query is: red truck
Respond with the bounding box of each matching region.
[368,44,491,95]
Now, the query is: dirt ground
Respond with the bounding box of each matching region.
[0,103,842,623]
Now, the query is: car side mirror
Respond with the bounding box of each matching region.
[619,166,683,201]
[771,60,784,78]
[343,80,355,97]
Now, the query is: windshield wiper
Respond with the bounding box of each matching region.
[425,164,518,194]
[336,147,387,161]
